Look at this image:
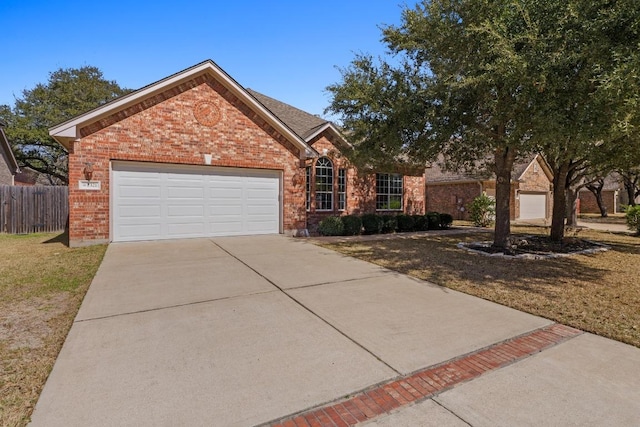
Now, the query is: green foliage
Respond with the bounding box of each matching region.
[412,214,429,231]
[426,212,441,230]
[625,205,640,235]
[326,0,640,247]
[381,215,398,233]
[439,213,453,229]
[361,213,383,235]
[341,215,363,236]
[396,214,415,232]
[469,194,496,228]
[0,66,130,184]
[318,216,344,236]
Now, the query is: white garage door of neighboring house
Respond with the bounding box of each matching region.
[112,162,281,242]
[519,193,547,220]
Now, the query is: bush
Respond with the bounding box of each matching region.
[361,213,383,234]
[381,215,398,233]
[426,212,441,230]
[468,194,496,227]
[342,215,363,236]
[412,215,429,231]
[625,205,640,234]
[318,216,344,236]
[439,213,453,229]
[396,214,416,232]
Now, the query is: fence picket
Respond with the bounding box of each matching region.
[0,185,68,234]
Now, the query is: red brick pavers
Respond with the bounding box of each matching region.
[265,324,581,427]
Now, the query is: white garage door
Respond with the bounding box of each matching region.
[112,162,281,242]
[519,193,546,220]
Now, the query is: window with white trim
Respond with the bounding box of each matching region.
[376,173,403,210]
[337,168,346,211]
[315,157,333,211]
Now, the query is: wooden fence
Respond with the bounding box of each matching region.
[0,185,68,234]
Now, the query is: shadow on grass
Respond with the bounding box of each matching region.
[328,233,609,299]
[42,230,69,246]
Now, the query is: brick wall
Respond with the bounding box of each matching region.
[578,190,616,214]
[426,182,481,220]
[305,136,425,233]
[68,76,305,246]
[516,159,553,219]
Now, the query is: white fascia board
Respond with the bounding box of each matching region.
[49,60,315,159]
[305,123,353,149]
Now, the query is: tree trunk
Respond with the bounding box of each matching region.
[550,162,570,242]
[565,187,579,226]
[492,146,516,249]
[586,181,608,217]
[622,175,637,206]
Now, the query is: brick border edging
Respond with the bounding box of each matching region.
[264,324,582,427]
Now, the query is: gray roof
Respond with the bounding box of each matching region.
[247,89,329,140]
[425,154,545,183]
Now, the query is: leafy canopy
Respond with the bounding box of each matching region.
[0,66,130,184]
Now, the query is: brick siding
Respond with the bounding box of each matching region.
[426,182,482,220]
[516,159,553,219]
[305,136,425,233]
[68,77,305,246]
[426,158,553,221]
[578,190,616,214]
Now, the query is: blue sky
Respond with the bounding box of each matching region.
[1,1,407,118]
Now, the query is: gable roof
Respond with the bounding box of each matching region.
[49,60,316,159]
[425,154,552,183]
[513,154,554,182]
[0,120,20,175]
[247,89,351,148]
[246,89,326,139]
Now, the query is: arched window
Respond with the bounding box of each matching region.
[315,157,333,210]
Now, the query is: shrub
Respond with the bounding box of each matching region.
[381,215,398,233]
[412,215,429,231]
[396,214,416,232]
[468,194,496,227]
[625,205,640,235]
[426,212,441,230]
[318,216,344,236]
[439,213,453,229]
[342,215,363,236]
[361,213,383,234]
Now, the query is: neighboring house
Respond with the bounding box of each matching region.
[49,60,426,247]
[0,120,20,185]
[578,174,623,214]
[13,167,45,186]
[425,154,553,221]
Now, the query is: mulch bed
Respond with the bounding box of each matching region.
[463,235,608,257]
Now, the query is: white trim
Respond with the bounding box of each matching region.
[50,60,315,159]
[305,123,352,148]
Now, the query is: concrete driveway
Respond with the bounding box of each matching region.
[30,235,640,426]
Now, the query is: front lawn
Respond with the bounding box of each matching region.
[322,226,640,348]
[0,233,106,427]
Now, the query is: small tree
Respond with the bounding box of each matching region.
[469,194,496,228]
[625,205,640,235]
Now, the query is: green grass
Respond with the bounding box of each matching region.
[0,232,107,427]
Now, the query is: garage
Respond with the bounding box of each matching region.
[519,193,547,220]
[112,162,281,242]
